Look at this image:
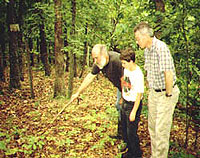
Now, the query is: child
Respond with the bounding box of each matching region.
[120,48,144,158]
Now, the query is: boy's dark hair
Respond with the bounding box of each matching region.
[120,48,135,62]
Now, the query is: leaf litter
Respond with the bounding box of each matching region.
[0,69,199,157]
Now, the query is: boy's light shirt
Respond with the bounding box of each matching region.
[122,66,144,102]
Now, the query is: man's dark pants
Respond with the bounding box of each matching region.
[121,100,143,158]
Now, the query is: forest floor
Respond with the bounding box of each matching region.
[0,68,199,158]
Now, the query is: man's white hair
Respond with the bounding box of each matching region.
[134,22,154,37]
[92,44,108,55]
[139,27,154,37]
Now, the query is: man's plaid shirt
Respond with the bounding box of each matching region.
[144,37,176,90]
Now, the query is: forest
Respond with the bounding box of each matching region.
[0,0,199,157]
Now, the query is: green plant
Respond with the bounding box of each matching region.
[0,100,3,105]
[141,105,148,118]
[21,135,45,155]
[0,141,6,151]
[169,151,195,158]
[34,101,40,107]
[55,138,73,148]
[0,128,18,156]
[0,130,10,147]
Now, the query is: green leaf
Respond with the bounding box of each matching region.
[27,144,33,149]
[38,143,42,149]
[5,148,18,155]
[0,141,6,150]
[33,144,37,150]
[0,132,7,137]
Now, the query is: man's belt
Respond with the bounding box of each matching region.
[154,84,176,92]
[154,89,166,92]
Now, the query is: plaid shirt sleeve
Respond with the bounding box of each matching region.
[157,42,174,72]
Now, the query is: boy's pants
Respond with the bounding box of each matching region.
[121,100,143,157]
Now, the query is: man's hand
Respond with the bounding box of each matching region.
[129,111,136,122]
[69,73,96,103]
[70,92,79,102]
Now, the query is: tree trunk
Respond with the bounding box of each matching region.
[36,38,40,64]
[182,12,190,149]
[68,51,75,98]
[0,46,5,82]
[17,0,25,81]
[67,0,76,98]
[48,42,53,64]
[87,45,90,67]
[25,42,35,99]
[40,23,51,76]
[64,25,69,72]
[28,38,34,66]
[0,24,6,82]
[18,32,24,81]
[154,0,165,38]
[7,0,21,89]
[155,0,165,12]
[79,22,88,78]
[54,0,66,98]
[71,0,77,77]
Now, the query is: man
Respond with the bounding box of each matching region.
[134,22,180,158]
[120,48,144,158]
[71,44,123,139]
